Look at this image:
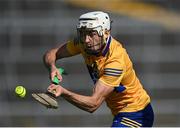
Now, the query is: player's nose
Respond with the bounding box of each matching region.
[85,35,90,43]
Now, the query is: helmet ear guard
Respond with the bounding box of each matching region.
[96,27,103,36]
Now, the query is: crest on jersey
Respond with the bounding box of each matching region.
[87,62,99,84]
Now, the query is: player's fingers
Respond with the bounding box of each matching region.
[47,84,62,97]
[50,72,56,81]
[54,89,61,97]
[56,69,62,81]
[50,66,58,81]
[47,84,56,92]
[54,85,62,97]
[56,71,63,82]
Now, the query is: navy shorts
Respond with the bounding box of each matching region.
[112,103,154,127]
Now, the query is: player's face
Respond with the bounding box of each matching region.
[80,30,104,54]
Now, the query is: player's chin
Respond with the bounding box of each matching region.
[86,46,101,52]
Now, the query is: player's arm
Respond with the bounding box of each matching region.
[47,80,114,113]
[43,41,80,81]
[43,43,72,70]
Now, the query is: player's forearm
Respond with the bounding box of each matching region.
[43,48,58,70]
[43,43,72,69]
[61,88,102,113]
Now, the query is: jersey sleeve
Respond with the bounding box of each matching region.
[99,53,126,87]
[66,38,81,55]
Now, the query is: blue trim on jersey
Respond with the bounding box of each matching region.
[102,36,112,56]
[104,73,122,76]
[112,103,154,127]
[114,85,126,93]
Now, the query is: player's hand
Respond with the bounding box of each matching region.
[47,84,63,97]
[50,65,62,82]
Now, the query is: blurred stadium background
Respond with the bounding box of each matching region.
[0,0,180,126]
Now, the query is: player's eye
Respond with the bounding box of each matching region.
[89,31,97,37]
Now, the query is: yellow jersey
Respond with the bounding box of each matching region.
[66,36,150,115]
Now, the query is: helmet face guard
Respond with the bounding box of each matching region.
[77,26,102,42]
[77,27,104,55]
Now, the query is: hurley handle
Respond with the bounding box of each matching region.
[52,68,65,85]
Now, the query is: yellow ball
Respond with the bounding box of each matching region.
[15,86,26,98]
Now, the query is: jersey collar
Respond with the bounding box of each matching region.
[102,35,112,57]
